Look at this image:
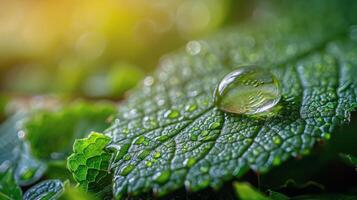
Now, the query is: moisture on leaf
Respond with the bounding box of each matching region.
[23,179,65,200]
[0,113,46,186]
[101,1,357,198]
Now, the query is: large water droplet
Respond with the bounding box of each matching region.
[214,66,281,115]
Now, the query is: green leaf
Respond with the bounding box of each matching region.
[25,101,116,160]
[103,1,357,198]
[67,132,113,198]
[0,113,46,186]
[234,182,271,200]
[0,166,22,200]
[340,154,357,166]
[23,179,65,200]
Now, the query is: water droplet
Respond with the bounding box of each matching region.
[124,155,131,161]
[183,157,197,168]
[138,150,151,160]
[200,130,209,137]
[134,136,146,145]
[186,40,202,55]
[214,66,281,115]
[273,136,282,145]
[322,132,331,140]
[153,170,171,184]
[185,104,197,112]
[143,76,155,86]
[209,122,221,129]
[146,161,153,167]
[120,164,135,176]
[165,110,180,119]
[200,166,209,173]
[153,152,161,159]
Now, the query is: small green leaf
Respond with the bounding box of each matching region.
[23,179,65,200]
[234,182,271,200]
[25,102,116,160]
[0,166,22,200]
[67,132,113,198]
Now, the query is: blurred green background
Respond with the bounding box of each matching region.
[0,0,254,100]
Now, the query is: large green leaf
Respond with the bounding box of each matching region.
[65,1,357,198]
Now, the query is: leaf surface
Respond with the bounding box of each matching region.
[90,1,357,198]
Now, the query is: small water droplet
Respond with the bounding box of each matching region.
[146,161,153,167]
[189,133,198,141]
[214,65,281,115]
[124,155,131,161]
[183,157,197,167]
[138,150,151,160]
[120,164,135,176]
[200,130,209,137]
[273,136,282,145]
[200,166,209,173]
[153,152,161,159]
[17,130,26,139]
[185,104,197,112]
[186,40,202,55]
[165,110,180,119]
[134,136,146,145]
[153,170,171,184]
[209,122,221,129]
[143,76,155,86]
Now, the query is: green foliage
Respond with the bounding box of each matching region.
[340,154,357,166]
[23,179,65,200]
[25,102,116,160]
[0,166,22,200]
[67,132,113,198]
[100,1,357,198]
[234,182,272,200]
[0,113,46,186]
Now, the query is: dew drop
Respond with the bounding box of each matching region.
[189,133,198,141]
[165,109,180,119]
[153,170,171,185]
[214,65,281,115]
[146,161,153,167]
[184,157,197,168]
[153,152,161,159]
[186,40,202,55]
[120,164,135,176]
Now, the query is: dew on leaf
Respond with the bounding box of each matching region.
[164,110,180,119]
[214,65,281,115]
[153,152,161,159]
[120,164,135,176]
[185,104,197,112]
[186,40,202,55]
[153,170,171,185]
[189,133,198,141]
[184,157,197,168]
[200,166,209,173]
[273,136,282,145]
[146,161,153,167]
